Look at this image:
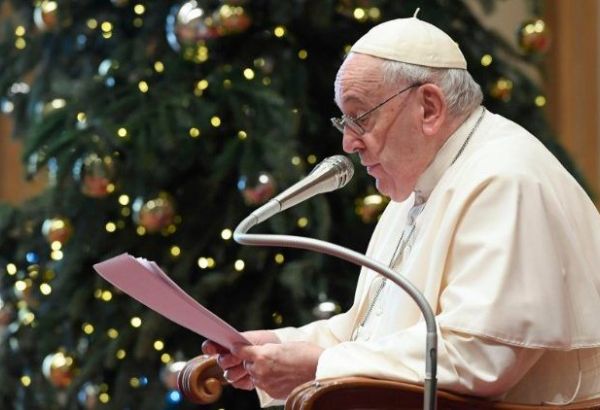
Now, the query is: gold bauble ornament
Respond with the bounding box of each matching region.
[42,217,73,245]
[133,193,176,233]
[489,77,514,102]
[238,172,276,206]
[213,4,252,37]
[166,1,216,54]
[517,18,551,55]
[33,0,59,31]
[160,361,186,389]
[74,153,116,198]
[355,194,389,223]
[166,1,251,61]
[42,351,76,388]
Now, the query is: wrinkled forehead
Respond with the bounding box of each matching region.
[334,54,385,105]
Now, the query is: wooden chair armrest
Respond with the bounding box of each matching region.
[285,377,600,410]
[177,355,227,404]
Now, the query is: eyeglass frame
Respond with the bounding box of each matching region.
[331,82,423,135]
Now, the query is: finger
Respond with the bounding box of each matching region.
[243,360,253,372]
[223,364,247,383]
[202,340,228,355]
[231,345,258,360]
[231,375,254,391]
[217,353,243,370]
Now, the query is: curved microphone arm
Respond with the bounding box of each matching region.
[234,205,437,410]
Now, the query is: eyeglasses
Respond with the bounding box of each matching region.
[331,83,422,135]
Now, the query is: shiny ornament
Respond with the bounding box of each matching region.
[238,172,276,206]
[73,153,116,198]
[132,193,176,233]
[518,18,551,55]
[166,1,216,56]
[42,351,76,388]
[489,77,514,102]
[214,4,252,36]
[312,299,342,320]
[33,0,59,31]
[42,217,73,245]
[355,194,389,223]
[160,361,186,389]
[166,1,251,60]
[77,382,100,410]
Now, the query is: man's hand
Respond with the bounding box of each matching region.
[201,330,282,391]
[201,331,324,399]
[233,341,324,399]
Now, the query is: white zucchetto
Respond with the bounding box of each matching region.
[350,15,467,69]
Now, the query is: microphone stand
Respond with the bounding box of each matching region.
[234,203,438,410]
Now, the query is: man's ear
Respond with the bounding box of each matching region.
[418,84,447,136]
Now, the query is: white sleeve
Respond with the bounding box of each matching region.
[316,321,543,398]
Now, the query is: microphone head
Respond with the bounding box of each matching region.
[312,155,355,189]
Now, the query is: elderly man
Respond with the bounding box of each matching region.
[203,16,600,407]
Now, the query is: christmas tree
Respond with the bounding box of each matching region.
[0,0,584,409]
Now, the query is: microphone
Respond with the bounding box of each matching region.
[249,155,354,224]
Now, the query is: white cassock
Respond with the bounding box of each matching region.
[258,107,600,407]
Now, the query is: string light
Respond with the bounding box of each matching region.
[481,54,493,67]
[221,229,232,240]
[274,253,284,264]
[117,128,128,138]
[130,317,142,328]
[234,260,245,271]
[298,49,308,60]
[118,195,130,205]
[243,68,255,80]
[307,154,317,164]
[297,217,309,228]
[101,290,113,301]
[273,26,286,37]
[133,4,145,14]
[237,130,248,140]
[138,81,149,93]
[87,19,98,29]
[99,393,110,403]
[291,156,301,166]
[107,328,119,339]
[170,246,181,257]
[40,283,52,295]
[154,61,164,73]
[105,222,117,232]
[82,323,95,334]
[50,250,63,261]
[210,116,221,127]
[535,95,546,107]
[20,376,31,387]
[189,128,200,138]
[153,340,165,351]
[136,226,146,235]
[6,263,17,275]
[116,350,126,359]
[161,353,172,363]
[353,8,367,21]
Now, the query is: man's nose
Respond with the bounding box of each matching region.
[342,131,364,153]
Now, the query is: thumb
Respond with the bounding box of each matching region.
[231,344,257,360]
